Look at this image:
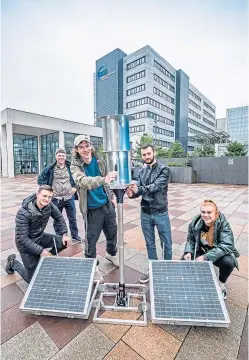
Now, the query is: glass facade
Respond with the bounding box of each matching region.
[227,106,248,146]
[64,132,103,160]
[13,134,38,175]
[40,132,59,169]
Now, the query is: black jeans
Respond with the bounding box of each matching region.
[85,203,117,261]
[52,197,79,239]
[182,251,235,283]
[12,233,66,283]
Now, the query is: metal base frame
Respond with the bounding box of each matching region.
[93,283,148,326]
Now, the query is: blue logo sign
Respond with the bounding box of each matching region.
[98,66,108,80]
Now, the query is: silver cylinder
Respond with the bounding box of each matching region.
[117,203,124,284]
[102,116,120,152]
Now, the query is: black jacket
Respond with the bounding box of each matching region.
[133,162,170,214]
[15,194,68,255]
[37,161,78,200]
[184,213,240,267]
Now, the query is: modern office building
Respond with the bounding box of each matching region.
[216,117,227,132]
[1,108,103,177]
[226,106,248,146]
[94,45,216,152]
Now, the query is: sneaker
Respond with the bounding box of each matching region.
[105,253,119,267]
[5,254,16,275]
[94,266,104,283]
[220,282,227,300]
[72,236,84,242]
[139,272,150,284]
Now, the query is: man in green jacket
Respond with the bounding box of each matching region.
[183,200,240,300]
[70,134,119,282]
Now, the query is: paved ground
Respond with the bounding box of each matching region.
[1,175,248,360]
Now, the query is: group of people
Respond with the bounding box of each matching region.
[5,136,240,300]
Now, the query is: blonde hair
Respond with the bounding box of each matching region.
[200,200,219,246]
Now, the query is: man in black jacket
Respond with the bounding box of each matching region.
[5,185,71,283]
[126,144,172,283]
[38,148,82,242]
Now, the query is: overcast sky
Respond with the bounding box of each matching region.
[1,0,248,125]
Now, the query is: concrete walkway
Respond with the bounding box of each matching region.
[1,175,248,360]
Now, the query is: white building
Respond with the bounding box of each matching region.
[1,108,103,177]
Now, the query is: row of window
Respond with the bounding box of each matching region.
[154,139,172,148]
[188,127,207,137]
[130,111,174,126]
[127,56,146,71]
[127,84,145,96]
[189,108,201,119]
[153,87,175,104]
[127,70,145,83]
[153,126,174,137]
[203,117,215,127]
[189,99,201,110]
[130,125,145,133]
[154,60,175,82]
[203,101,215,114]
[154,73,175,93]
[127,97,174,115]
[203,109,215,120]
[189,89,201,102]
[188,118,213,132]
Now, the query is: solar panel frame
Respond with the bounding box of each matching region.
[20,257,97,319]
[149,260,230,327]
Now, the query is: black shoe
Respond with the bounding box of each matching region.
[72,236,84,242]
[5,254,16,275]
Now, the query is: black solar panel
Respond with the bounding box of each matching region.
[20,257,96,318]
[149,261,230,327]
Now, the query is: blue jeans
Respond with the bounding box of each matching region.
[141,211,172,260]
[52,197,79,239]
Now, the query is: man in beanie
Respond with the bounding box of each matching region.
[38,147,82,242]
[70,134,118,282]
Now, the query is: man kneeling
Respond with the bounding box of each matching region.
[5,185,71,283]
[182,199,240,300]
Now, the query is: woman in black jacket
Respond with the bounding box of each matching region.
[183,199,240,299]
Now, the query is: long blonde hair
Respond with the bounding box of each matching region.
[200,200,219,246]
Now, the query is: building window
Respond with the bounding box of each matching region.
[127,70,146,84]
[154,60,175,82]
[127,84,145,96]
[203,117,215,127]
[13,134,38,175]
[189,108,201,119]
[64,132,103,160]
[203,109,215,120]
[189,99,201,110]
[203,101,215,113]
[153,126,174,137]
[188,127,208,137]
[188,118,213,132]
[154,139,172,147]
[90,136,103,150]
[130,111,147,120]
[153,87,175,104]
[147,111,174,126]
[189,89,201,102]
[129,125,145,133]
[127,56,146,71]
[188,146,195,151]
[127,97,174,115]
[154,74,175,93]
[40,132,59,169]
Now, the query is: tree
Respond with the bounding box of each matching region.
[168,141,184,158]
[197,143,215,157]
[134,133,153,158]
[225,141,248,157]
[156,146,170,158]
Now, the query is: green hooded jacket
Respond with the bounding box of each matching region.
[184,213,240,268]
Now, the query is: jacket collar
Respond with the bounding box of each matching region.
[193,213,223,232]
[71,152,101,167]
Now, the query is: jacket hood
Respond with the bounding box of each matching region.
[22,194,37,210]
[193,212,227,231]
[71,151,101,167]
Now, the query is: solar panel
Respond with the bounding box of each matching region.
[20,257,97,319]
[149,260,230,327]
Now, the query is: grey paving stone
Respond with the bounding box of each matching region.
[125,252,148,274]
[238,316,248,360]
[235,234,248,255]
[16,279,29,293]
[124,246,139,261]
[50,323,114,360]
[98,256,116,274]
[1,322,58,360]
[158,323,190,341]
[226,274,248,309]
[226,301,247,336]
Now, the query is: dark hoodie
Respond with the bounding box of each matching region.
[15,194,68,255]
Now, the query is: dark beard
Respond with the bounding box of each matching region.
[145,156,154,165]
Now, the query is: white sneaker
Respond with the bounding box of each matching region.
[94,266,104,283]
[220,282,227,300]
[105,253,119,267]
